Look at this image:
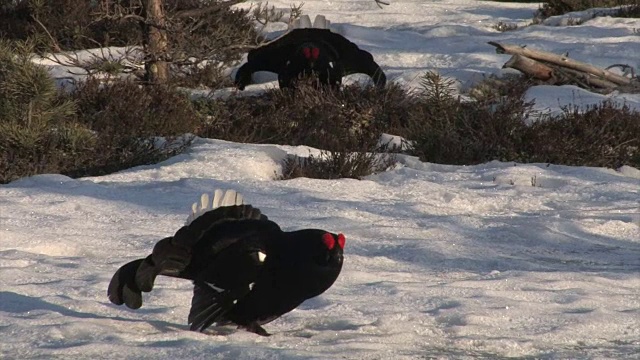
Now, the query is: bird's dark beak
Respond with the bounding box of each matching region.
[331,251,343,265]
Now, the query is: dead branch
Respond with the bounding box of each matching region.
[489,41,640,93]
[489,41,633,86]
[503,55,553,81]
[374,0,391,8]
[556,67,620,91]
[121,14,146,24]
[173,0,245,19]
[30,15,61,53]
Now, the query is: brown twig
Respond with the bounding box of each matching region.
[173,0,246,19]
[30,14,62,53]
[374,0,390,8]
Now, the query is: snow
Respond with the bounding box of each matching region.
[2,0,640,359]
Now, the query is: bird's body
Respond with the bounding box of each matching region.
[108,190,344,336]
[235,28,386,90]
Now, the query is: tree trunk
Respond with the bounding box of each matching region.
[143,0,169,83]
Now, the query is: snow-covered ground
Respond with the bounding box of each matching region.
[2,0,640,359]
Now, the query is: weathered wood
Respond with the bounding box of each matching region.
[557,67,620,90]
[502,54,620,91]
[489,41,632,86]
[503,55,554,81]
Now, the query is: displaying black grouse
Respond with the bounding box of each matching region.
[235,26,386,90]
[108,189,345,336]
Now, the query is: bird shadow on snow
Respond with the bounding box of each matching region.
[0,291,179,333]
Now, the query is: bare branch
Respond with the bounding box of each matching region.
[374,0,390,9]
[489,41,632,86]
[173,0,246,19]
[121,14,146,24]
[489,41,640,93]
[30,14,62,53]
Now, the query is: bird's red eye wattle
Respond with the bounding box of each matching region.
[302,47,311,59]
[337,233,345,249]
[322,233,335,250]
[311,47,320,60]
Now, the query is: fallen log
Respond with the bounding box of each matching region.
[488,41,637,90]
[503,54,553,81]
[501,54,622,93]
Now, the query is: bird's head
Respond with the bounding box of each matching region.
[317,232,345,267]
[284,229,345,269]
[297,42,322,68]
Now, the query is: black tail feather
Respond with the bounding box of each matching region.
[189,281,225,331]
[187,205,266,238]
[188,281,236,332]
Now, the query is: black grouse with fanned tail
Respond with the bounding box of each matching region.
[107,189,345,336]
[235,27,386,90]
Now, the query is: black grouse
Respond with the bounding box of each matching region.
[235,27,386,90]
[108,189,345,336]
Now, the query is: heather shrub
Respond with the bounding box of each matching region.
[195,81,406,179]
[0,51,199,184]
[535,0,640,20]
[278,150,396,180]
[0,40,83,183]
[4,56,638,184]
[195,81,412,147]
[63,78,198,177]
[407,71,640,168]
[0,0,260,88]
[0,0,141,51]
[529,102,640,167]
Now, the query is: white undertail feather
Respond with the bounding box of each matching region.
[298,14,312,29]
[211,189,224,209]
[185,189,245,225]
[313,15,329,29]
[289,14,330,31]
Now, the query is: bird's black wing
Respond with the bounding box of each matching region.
[133,205,267,295]
[186,220,280,332]
[236,29,336,89]
[321,31,386,87]
[107,258,145,308]
[235,32,300,89]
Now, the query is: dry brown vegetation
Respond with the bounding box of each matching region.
[534,0,640,20]
[1,1,639,183]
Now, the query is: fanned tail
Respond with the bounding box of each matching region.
[289,14,330,30]
[185,189,245,225]
[185,189,267,236]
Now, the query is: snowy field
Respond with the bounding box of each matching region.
[2,0,640,359]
